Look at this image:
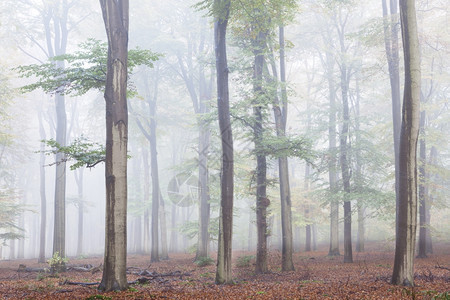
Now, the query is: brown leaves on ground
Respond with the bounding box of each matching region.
[0,243,448,299]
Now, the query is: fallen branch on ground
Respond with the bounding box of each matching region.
[435,264,450,271]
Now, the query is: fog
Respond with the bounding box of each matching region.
[0,0,448,264]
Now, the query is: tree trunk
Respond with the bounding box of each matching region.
[9,239,15,260]
[159,193,169,260]
[276,25,294,272]
[382,0,402,200]
[417,110,427,258]
[75,168,84,257]
[305,163,311,252]
[170,203,177,253]
[196,122,211,260]
[214,0,233,284]
[53,91,67,263]
[339,59,352,264]
[98,0,129,292]
[43,1,69,265]
[143,148,150,254]
[354,73,365,253]
[38,108,47,263]
[149,97,160,263]
[196,21,212,261]
[426,146,436,254]
[326,46,340,257]
[391,0,420,286]
[253,27,268,274]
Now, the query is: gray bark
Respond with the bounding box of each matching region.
[38,107,47,263]
[391,0,421,286]
[98,0,129,292]
[214,0,233,284]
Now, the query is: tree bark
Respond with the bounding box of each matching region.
[252,26,268,274]
[391,0,420,286]
[426,146,436,254]
[214,0,233,284]
[43,1,69,265]
[336,11,353,263]
[74,168,84,257]
[276,25,294,272]
[354,73,365,253]
[305,163,311,252]
[159,192,169,260]
[149,85,160,263]
[38,107,47,263]
[325,38,340,257]
[98,0,129,292]
[417,110,427,258]
[382,0,402,200]
[143,148,150,254]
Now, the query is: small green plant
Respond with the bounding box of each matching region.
[128,287,138,292]
[431,291,450,300]
[78,254,88,259]
[85,295,112,300]
[195,256,214,267]
[236,255,254,268]
[47,251,68,273]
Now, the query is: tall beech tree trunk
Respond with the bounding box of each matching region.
[252,25,268,274]
[276,25,294,272]
[336,12,353,263]
[391,0,420,286]
[159,192,169,260]
[38,107,47,263]
[327,55,340,257]
[149,85,160,263]
[417,110,427,258]
[53,87,67,263]
[143,148,150,254]
[98,0,129,292]
[426,146,436,254]
[382,0,401,199]
[214,0,233,284]
[74,168,84,257]
[354,73,365,253]
[42,1,69,264]
[196,122,211,260]
[305,163,311,252]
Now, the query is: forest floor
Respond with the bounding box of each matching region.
[0,242,449,299]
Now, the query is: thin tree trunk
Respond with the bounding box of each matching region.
[45,1,69,264]
[276,25,294,272]
[159,193,169,260]
[382,0,402,200]
[337,14,353,262]
[143,148,150,254]
[38,108,47,263]
[391,0,421,286]
[417,110,427,258]
[170,203,177,253]
[305,164,311,252]
[253,28,268,274]
[354,73,365,253]
[196,123,211,260]
[326,47,340,257]
[149,97,160,263]
[75,168,84,257]
[425,146,436,254]
[214,0,233,284]
[9,239,15,260]
[339,60,352,264]
[98,0,129,292]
